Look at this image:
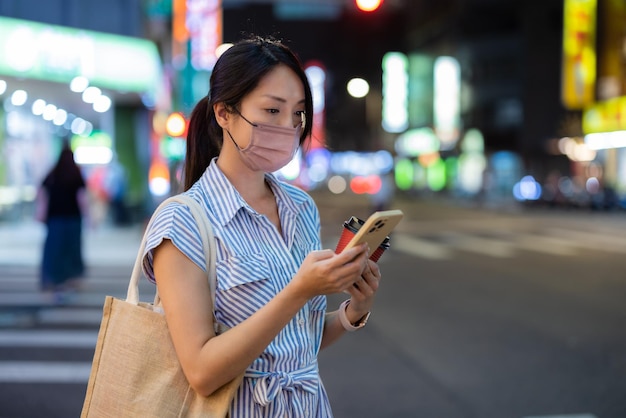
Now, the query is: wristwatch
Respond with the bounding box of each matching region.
[339,299,371,332]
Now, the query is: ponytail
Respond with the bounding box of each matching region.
[183,98,222,190]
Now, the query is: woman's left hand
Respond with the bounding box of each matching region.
[345,259,381,318]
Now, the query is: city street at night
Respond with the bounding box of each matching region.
[1,192,625,418]
[1,0,626,417]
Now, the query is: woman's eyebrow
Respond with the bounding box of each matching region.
[261,94,306,104]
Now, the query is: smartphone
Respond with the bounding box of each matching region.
[342,209,404,253]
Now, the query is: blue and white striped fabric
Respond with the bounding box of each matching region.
[142,159,333,417]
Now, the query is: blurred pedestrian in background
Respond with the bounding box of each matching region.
[36,141,88,297]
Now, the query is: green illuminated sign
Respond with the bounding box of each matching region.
[0,17,162,93]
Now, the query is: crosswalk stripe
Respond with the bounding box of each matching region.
[392,234,452,260]
[37,308,105,326]
[440,231,515,257]
[546,228,626,253]
[522,414,598,418]
[0,361,91,383]
[511,234,579,256]
[0,330,97,347]
[334,227,626,260]
[0,293,107,306]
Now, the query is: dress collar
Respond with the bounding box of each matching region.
[198,158,305,227]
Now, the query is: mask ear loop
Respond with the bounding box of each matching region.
[225,129,243,150]
[234,110,258,128]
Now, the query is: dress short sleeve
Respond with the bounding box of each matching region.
[141,201,207,283]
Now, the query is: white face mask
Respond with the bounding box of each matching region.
[226,114,301,172]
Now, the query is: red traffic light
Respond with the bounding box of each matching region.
[355,0,383,12]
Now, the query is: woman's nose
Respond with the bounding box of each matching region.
[277,114,295,128]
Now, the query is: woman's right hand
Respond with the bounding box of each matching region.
[291,244,369,297]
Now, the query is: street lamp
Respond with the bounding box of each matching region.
[347,77,383,149]
[347,77,370,98]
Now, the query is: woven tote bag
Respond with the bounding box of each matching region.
[81,194,243,418]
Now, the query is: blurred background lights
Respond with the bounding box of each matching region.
[165,112,186,137]
[305,65,326,114]
[52,108,68,126]
[70,117,93,136]
[42,104,57,121]
[149,161,171,196]
[350,175,382,194]
[426,158,446,191]
[327,175,347,194]
[72,131,113,165]
[276,150,301,181]
[584,131,626,150]
[434,56,461,148]
[513,175,542,201]
[82,86,101,103]
[74,145,113,165]
[382,52,409,133]
[305,148,331,184]
[586,177,600,194]
[355,0,383,12]
[395,127,439,156]
[347,78,369,98]
[330,150,392,176]
[394,159,414,190]
[215,43,234,58]
[559,136,597,161]
[31,99,46,115]
[149,177,170,197]
[0,80,6,95]
[70,76,89,92]
[93,94,112,112]
[11,89,27,106]
[152,110,169,135]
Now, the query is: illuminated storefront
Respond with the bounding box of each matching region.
[0,16,163,218]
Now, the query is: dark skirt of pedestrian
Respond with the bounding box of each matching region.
[41,216,85,291]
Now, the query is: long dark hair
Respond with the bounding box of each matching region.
[46,142,83,186]
[183,35,314,190]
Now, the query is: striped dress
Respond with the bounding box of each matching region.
[142,159,333,417]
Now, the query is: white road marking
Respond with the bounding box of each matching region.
[392,234,453,260]
[36,308,104,326]
[0,330,97,347]
[547,228,626,253]
[512,233,579,256]
[0,361,91,383]
[440,231,515,258]
[522,414,598,418]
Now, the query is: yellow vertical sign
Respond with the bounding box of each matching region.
[561,0,597,109]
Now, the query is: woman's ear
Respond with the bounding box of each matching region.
[213,103,230,129]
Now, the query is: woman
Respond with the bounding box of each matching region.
[142,36,381,417]
[40,142,87,294]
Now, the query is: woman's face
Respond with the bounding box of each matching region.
[231,64,306,148]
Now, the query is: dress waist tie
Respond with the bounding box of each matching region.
[245,362,319,416]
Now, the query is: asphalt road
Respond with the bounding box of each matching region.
[1,192,625,418]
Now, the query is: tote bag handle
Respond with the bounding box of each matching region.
[125,194,218,326]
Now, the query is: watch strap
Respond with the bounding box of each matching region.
[338,299,370,332]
